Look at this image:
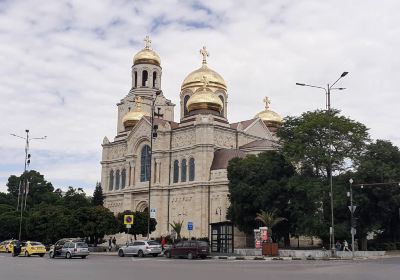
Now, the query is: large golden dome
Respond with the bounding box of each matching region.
[255,97,283,128]
[187,77,223,112]
[181,46,226,91]
[133,36,161,66]
[122,97,150,129]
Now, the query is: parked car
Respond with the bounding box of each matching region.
[0,240,15,253]
[21,241,46,257]
[118,240,161,257]
[164,240,209,259]
[49,238,89,258]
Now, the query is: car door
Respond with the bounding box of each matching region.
[60,242,70,257]
[124,243,134,255]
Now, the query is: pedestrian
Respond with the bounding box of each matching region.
[343,240,350,251]
[112,236,117,248]
[335,240,342,251]
[161,236,166,251]
[108,237,112,251]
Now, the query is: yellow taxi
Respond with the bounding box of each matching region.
[0,240,15,253]
[21,241,46,257]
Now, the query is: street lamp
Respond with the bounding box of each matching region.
[147,90,163,239]
[296,71,349,255]
[10,130,47,240]
[348,178,355,259]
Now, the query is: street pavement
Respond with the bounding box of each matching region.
[0,253,400,280]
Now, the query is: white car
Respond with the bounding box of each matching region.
[118,240,161,257]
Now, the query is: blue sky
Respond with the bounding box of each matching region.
[1,0,400,194]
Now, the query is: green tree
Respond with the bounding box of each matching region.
[116,210,156,240]
[169,220,184,240]
[63,187,91,209]
[92,182,104,206]
[227,151,295,242]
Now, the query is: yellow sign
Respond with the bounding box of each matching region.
[124,214,134,225]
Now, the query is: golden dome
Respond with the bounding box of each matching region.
[133,36,161,66]
[187,76,223,112]
[181,46,226,91]
[122,97,150,128]
[255,97,283,127]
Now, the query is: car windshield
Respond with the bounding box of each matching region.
[30,242,43,246]
[147,241,159,246]
[76,242,88,248]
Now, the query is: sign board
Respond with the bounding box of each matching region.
[124,214,134,225]
[187,221,193,231]
[150,208,156,219]
[348,205,357,213]
[171,229,177,239]
[351,227,356,235]
[126,224,131,229]
[260,227,268,241]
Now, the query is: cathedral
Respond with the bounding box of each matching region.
[101,36,282,249]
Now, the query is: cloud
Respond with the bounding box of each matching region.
[1,0,399,192]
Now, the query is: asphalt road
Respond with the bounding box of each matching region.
[0,253,399,280]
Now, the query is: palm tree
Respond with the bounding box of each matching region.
[169,220,184,240]
[255,210,287,242]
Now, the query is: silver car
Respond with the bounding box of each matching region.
[118,240,161,257]
[60,241,89,259]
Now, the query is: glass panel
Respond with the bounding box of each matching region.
[181,159,187,182]
[189,158,195,181]
[173,160,179,183]
[109,170,114,190]
[140,145,151,182]
[115,170,120,190]
[121,169,126,189]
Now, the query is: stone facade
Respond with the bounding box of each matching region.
[101,40,281,247]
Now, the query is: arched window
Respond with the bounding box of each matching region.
[183,95,190,117]
[173,160,179,183]
[142,70,148,87]
[219,95,225,117]
[140,145,151,182]
[115,170,120,190]
[152,71,157,88]
[121,169,126,189]
[109,170,114,191]
[134,71,137,87]
[181,159,187,182]
[189,158,195,181]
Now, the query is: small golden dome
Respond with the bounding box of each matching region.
[255,97,283,128]
[181,46,226,91]
[122,97,150,128]
[187,76,223,112]
[133,36,161,66]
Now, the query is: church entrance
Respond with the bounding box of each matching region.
[210,222,234,253]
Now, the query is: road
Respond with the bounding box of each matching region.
[0,253,399,280]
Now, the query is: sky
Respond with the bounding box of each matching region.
[1,0,399,194]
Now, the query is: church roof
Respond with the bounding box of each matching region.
[210,149,246,170]
[239,139,279,149]
[230,119,257,130]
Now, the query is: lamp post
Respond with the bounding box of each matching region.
[147,90,163,239]
[10,130,46,240]
[348,178,355,259]
[296,71,348,255]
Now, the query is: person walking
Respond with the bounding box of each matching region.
[112,236,117,248]
[335,240,342,251]
[108,237,112,251]
[343,240,350,251]
[161,236,166,251]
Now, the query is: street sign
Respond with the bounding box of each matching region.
[348,205,357,213]
[150,208,156,219]
[351,227,356,235]
[187,221,193,231]
[126,224,131,229]
[124,214,134,225]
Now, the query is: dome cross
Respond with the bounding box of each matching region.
[263,96,271,109]
[200,46,209,65]
[135,96,143,110]
[144,35,151,49]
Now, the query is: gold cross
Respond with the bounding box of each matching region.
[200,46,209,64]
[263,96,271,109]
[135,96,143,110]
[144,35,151,49]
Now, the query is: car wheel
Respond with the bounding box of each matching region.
[81,255,87,259]
[200,255,206,259]
[137,250,144,258]
[49,251,55,258]
[39,254,44,257]
[66,252,72,259]
[118,250,124,257]
[152,253,158,257]
[187,252,193,260]
[165,251,171,258]
[25,251,30,257]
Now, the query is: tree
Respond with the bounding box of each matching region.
[277,109,369,177]
[92,182,104,206]
[227,151,295,241]
[63,187,91,209]
[255,210,287,242]
[169,220,184,240]
[116,210,156,240]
